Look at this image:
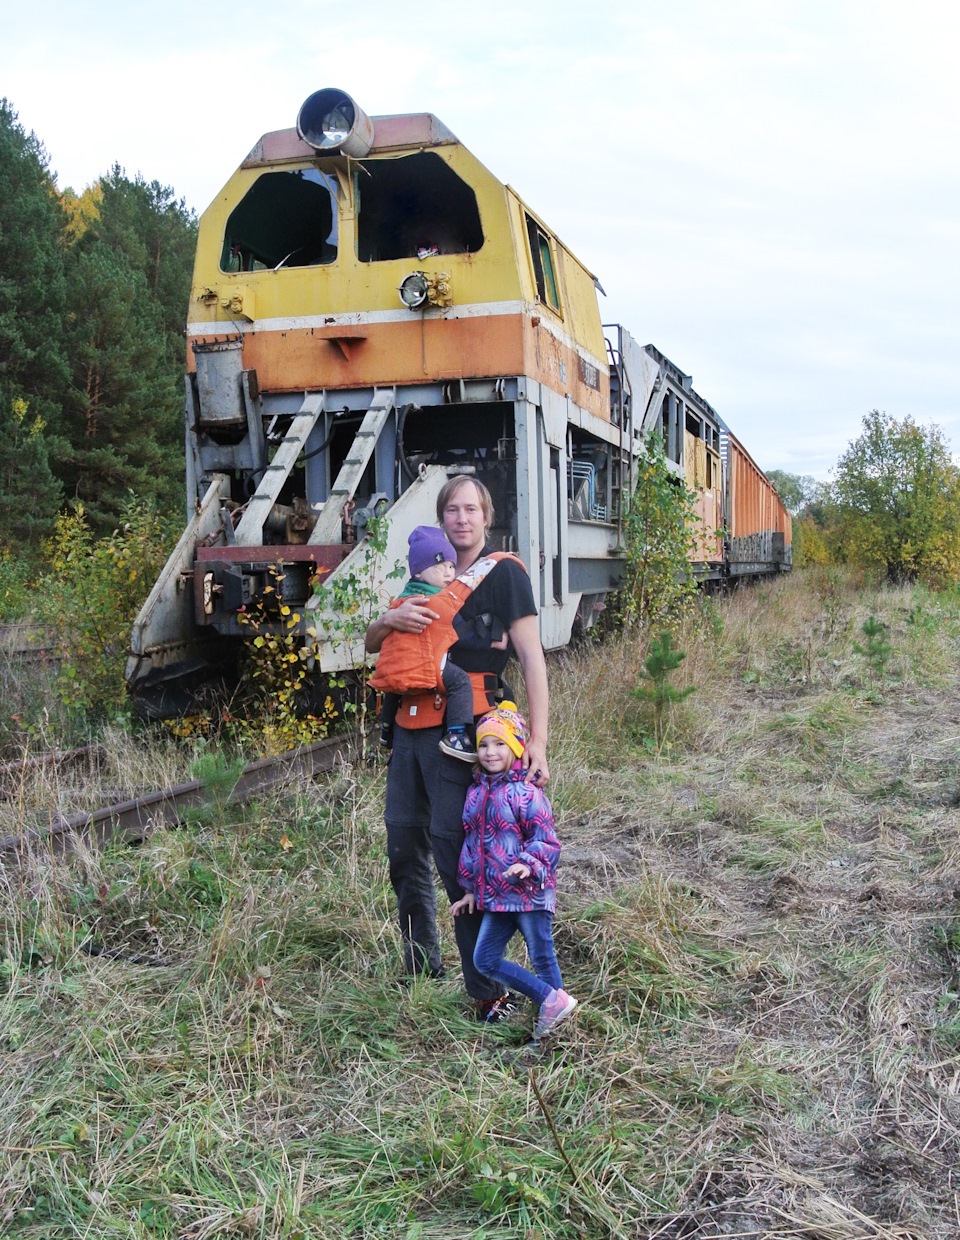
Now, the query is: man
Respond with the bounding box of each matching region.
[365,476,550,1020]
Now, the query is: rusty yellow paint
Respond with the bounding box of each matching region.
[188,124,610,414]
[684,430,724,562]
[191,141,524,321]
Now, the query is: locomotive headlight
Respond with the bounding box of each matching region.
[398,272,430,310]
[297,88,374,157]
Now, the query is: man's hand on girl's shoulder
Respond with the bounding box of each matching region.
[521,741,549,787]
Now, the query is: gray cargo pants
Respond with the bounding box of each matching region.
[384,723,502,1001]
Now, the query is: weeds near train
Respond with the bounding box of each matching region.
[311,511,405,733]
[619,437,701,630]
[25,500,173,730]
[228,513,402,753]
[234,566,338,757]
[0,500,174,752]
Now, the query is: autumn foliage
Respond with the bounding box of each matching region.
[791,410,960,586]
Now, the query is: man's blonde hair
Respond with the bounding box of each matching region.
[436,476,495,530]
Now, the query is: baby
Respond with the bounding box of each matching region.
[373,526,476,761]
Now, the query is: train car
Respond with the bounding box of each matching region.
[722,430,792,576]
[126,89,790,717]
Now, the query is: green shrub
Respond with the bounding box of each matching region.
[36,498,175,721]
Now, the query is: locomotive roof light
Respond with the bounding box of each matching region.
[296,88,374,157]
[398,272,430,310]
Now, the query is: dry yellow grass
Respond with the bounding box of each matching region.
[1,568,959,1237]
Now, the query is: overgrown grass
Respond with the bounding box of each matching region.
[2,568,959,1237]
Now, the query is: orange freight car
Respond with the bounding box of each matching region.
[723,430,792,576]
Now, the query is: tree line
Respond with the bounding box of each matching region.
[768,409,960,587]
[0,99,196,556]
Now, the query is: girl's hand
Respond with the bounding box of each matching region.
[450,893,476,917]
[504,862,531,881]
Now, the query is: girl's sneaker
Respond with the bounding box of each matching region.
[534,989,578,1039]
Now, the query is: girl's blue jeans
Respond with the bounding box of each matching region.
[473,909,563,1007]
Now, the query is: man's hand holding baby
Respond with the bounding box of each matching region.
[387,595,440,634]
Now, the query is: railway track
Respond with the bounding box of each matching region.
[0,731,360,864]
[0,622,60,665]
[0,744,104,799]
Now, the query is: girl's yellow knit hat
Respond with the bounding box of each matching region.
[475,701,527,759]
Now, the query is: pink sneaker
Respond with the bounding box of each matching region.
[534,988,578,1038]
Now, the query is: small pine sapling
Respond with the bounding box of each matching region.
[853,614,892,679]
[631,629,696,744]
[183,751,246,829]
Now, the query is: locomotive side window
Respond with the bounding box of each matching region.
[220,169,338,272]
[525,215,561,312]
[356,152,483,262]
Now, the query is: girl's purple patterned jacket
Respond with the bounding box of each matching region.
[458,763,561,912]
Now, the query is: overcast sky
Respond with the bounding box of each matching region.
[3,0,957,479]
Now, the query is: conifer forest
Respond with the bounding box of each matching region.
[0,100,194,553]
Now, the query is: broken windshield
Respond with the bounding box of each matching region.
[356,152,483,262]
[221,168,338,272]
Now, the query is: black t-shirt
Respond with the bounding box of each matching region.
[448,547,537,677]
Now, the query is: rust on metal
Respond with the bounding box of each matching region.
[0,732,360,864]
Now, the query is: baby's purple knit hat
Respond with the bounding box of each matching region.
[408,526,457,577]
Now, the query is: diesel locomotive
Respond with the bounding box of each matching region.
[126,88,791,717]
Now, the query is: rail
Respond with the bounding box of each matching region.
[0,744,104,800]
[0,622,61,665]
[0,731,361,864]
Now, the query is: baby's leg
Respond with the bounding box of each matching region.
[438,658,477,762]
[441,664,476,729]
[381,692,399,728]
[379,692,399,746]
[440,658,474,731]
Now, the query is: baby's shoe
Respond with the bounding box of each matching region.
[439,728,476,762]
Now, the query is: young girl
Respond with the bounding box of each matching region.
[450,703,578,1039]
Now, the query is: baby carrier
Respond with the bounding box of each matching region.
[369,552,526,724]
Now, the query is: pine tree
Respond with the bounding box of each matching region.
[0,99,70,464]
[0,106,198,546]
[56,239,182,530]
[0,396,62,550]
[853,614,893,680]
[631,629,696,742]
[54,167,196,533]
[91,167,197,367]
